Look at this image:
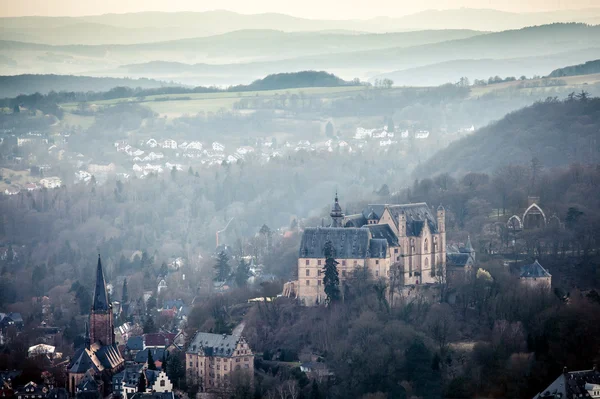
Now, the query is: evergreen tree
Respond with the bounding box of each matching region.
[234,258,251,287]
[143,316,156,333]
[325,121,334,137]
[214,251,231,282]
[322,240,340,304]
[137,371,146,392]
[310,380,322,399]
[166,354,184,388]
[122,278,128,303]
[147,350,157,370]
[159,261,168,277]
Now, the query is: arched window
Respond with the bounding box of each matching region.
[425,258,429,267]
[424,239,428,252]
[160,380,165,387]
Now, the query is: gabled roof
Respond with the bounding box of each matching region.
[69,349,101,374]
[187,332,242,358]
[361,203,438,236]
[368,239,388,259]
[533,368,600,399]
[447,253,472,267]
[520,260,551,278]
[92,255,109,312]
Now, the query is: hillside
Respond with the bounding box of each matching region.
[0,8,598,45]
[548,59,600,78]
[111,23,600,86]
[374,49,600,86]
[0,29,484,68]
[0,74,181,97]
[420,96,600,176]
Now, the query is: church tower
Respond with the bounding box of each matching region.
[330,192,344,227]
[89,255,115,345]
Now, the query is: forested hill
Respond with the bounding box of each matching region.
[0,74,179,97]
[230,71,353,91]
[421,94,600,176]
[548,59,600,78]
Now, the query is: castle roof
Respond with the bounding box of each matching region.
[520,260,551,278]
[364,224,398,247]
[186,331,242,358]
[93,255,109,312]
[360,203,438,235]
[299,227,371,259]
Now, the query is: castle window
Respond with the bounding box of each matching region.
[318,270,321,276]
[342,260,346,266]
[375,260,379,265]
[306,269,310,276]
[160,381,165,387]
[305,260,309,265]
[317,280,321,286]
[305,280,310,286]
[318,260,322,266]
[375,270,379,277]
[424,239,428,252]
[394,248,398,253]
[354,260,358,265]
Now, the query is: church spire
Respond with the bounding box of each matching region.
[93,254,109,312]
[330,191,344,227]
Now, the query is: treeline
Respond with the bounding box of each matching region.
[548,59,600,78]
[0,71,359,118]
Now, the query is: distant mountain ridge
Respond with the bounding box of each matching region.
[1,8,599,45]
[0,74,181,97]
[548,59,600,77]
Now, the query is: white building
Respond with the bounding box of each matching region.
[162,139,177,149]
[40,177,62,189]
[212,142,225,152]
[146,139,158,148]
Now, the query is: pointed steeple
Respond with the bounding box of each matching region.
[465,236,474,253]
[84,321,90,349]
[93,254,109,312]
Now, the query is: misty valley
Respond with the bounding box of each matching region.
[1,5,600,399]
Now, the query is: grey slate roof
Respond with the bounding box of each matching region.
[520,260,551,278]
[299,227,371,259]
[69,343,123,373]
[361,203,439,236]
[126,336,143,351]
[364,224,398,247]
[344,214,367,228]
[93,255,109,312]
[187,331,240,358]
[447,253,472,267]
[134,348,167,364]
[368,239,388,259]
[69,349,100,374]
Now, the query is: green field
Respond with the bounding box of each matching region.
[61,86,368,117]
[469,73,600,97]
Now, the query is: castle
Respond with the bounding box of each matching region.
[297,195,446,305]
[68,255,124,396]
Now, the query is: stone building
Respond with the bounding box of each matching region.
[68,255,124,396]
[297,195,446,305]
[520,260,552,289]
[186,332,254,393]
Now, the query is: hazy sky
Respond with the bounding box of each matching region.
[0,0,598,19]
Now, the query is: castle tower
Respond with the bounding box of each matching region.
[398,210,407,237]
[437,205,446,233]
[330,192,344,227]
[90,255,115,345]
